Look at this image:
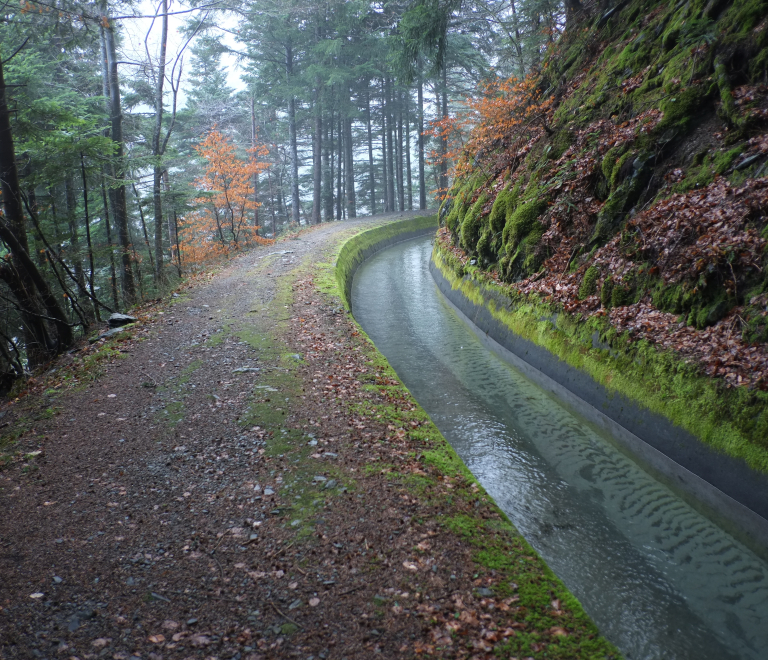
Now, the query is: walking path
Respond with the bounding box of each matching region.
[0,213,616,660]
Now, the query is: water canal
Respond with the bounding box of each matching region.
[351,235,768,660]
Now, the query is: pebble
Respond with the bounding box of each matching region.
[53,576,63,584]
[187,617,198,626]
[476,587,494,597]
[264,488,275,496]
[288,599,302,610]
[312,476,327,483]
[323,480,337,489]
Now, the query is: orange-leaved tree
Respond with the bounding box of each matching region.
[180,128,273,267]
[425,71,554,198]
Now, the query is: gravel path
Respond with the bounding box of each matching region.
[0,212,615,660]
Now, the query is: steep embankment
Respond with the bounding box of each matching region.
[438,0,768,472]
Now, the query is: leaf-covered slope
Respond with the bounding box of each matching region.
[441,0,768,391]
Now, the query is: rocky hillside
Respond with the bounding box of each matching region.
[440,0,768,399]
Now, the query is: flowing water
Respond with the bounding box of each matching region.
[351,235,768,660]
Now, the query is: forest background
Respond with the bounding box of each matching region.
[0,0,566,393]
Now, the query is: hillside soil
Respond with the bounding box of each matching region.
[0,213,617,660]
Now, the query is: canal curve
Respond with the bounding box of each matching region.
[350,234,768,660]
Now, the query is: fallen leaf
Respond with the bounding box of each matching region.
[148,634,165,643]
[91,637,112,649]
[309,597,320,607]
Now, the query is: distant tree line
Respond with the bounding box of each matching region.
[0,0,567,392]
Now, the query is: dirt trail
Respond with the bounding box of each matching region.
[0,212,615,660]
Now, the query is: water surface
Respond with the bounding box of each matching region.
[351,235,768,660]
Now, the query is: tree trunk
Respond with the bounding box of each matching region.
[151,0,168,288]
[80,155,100,323]
[396,91,404,212]
[162,170,180,275]
[439,65,449,196]
[436,82,445,196]
[386,78,396,212]
[323,111,333,221]
[366,85,375,216]
[285,42,301,225]
[64,177,86,299]
[381,81,389,212]
[251,97,260,230]
[406,98,413,211]
[101,11,136,305]
[312,87,322,224]
[565,0,582,28]
[336,116,343,220]
[132,183,155,278]
[0,55,73,362]
[344,116,356,219]
[418,63,426,210]
[100,172,119,311]
[28,189,46,269]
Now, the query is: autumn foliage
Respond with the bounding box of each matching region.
[426,72,554,195]
[180,128,273,267]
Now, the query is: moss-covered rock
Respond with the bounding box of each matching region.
[579,266,601,299]
[502,199,547,254]
[488,184,518,234]
[600,276,615,308]
[460,194,488,253]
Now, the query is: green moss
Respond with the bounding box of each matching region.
[658,84,713,133]
[502,199,547,253]
[518,224,547,276]
[611,281,633,307]
[488,184,518,234]
[460,194,487,252]
[720,0,768,34]
[601,145,627,186]
[714,147,743,173]
[548,129,575,160]
[579,266,600,299]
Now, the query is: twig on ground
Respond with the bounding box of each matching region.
[270,601,302,628]
[267,541,294,560]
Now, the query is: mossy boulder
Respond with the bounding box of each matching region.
[579,266,601,299]
[502,199,547,254]
[658,83,713,133]
[460,194,488,252]
[488,184,519,234]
